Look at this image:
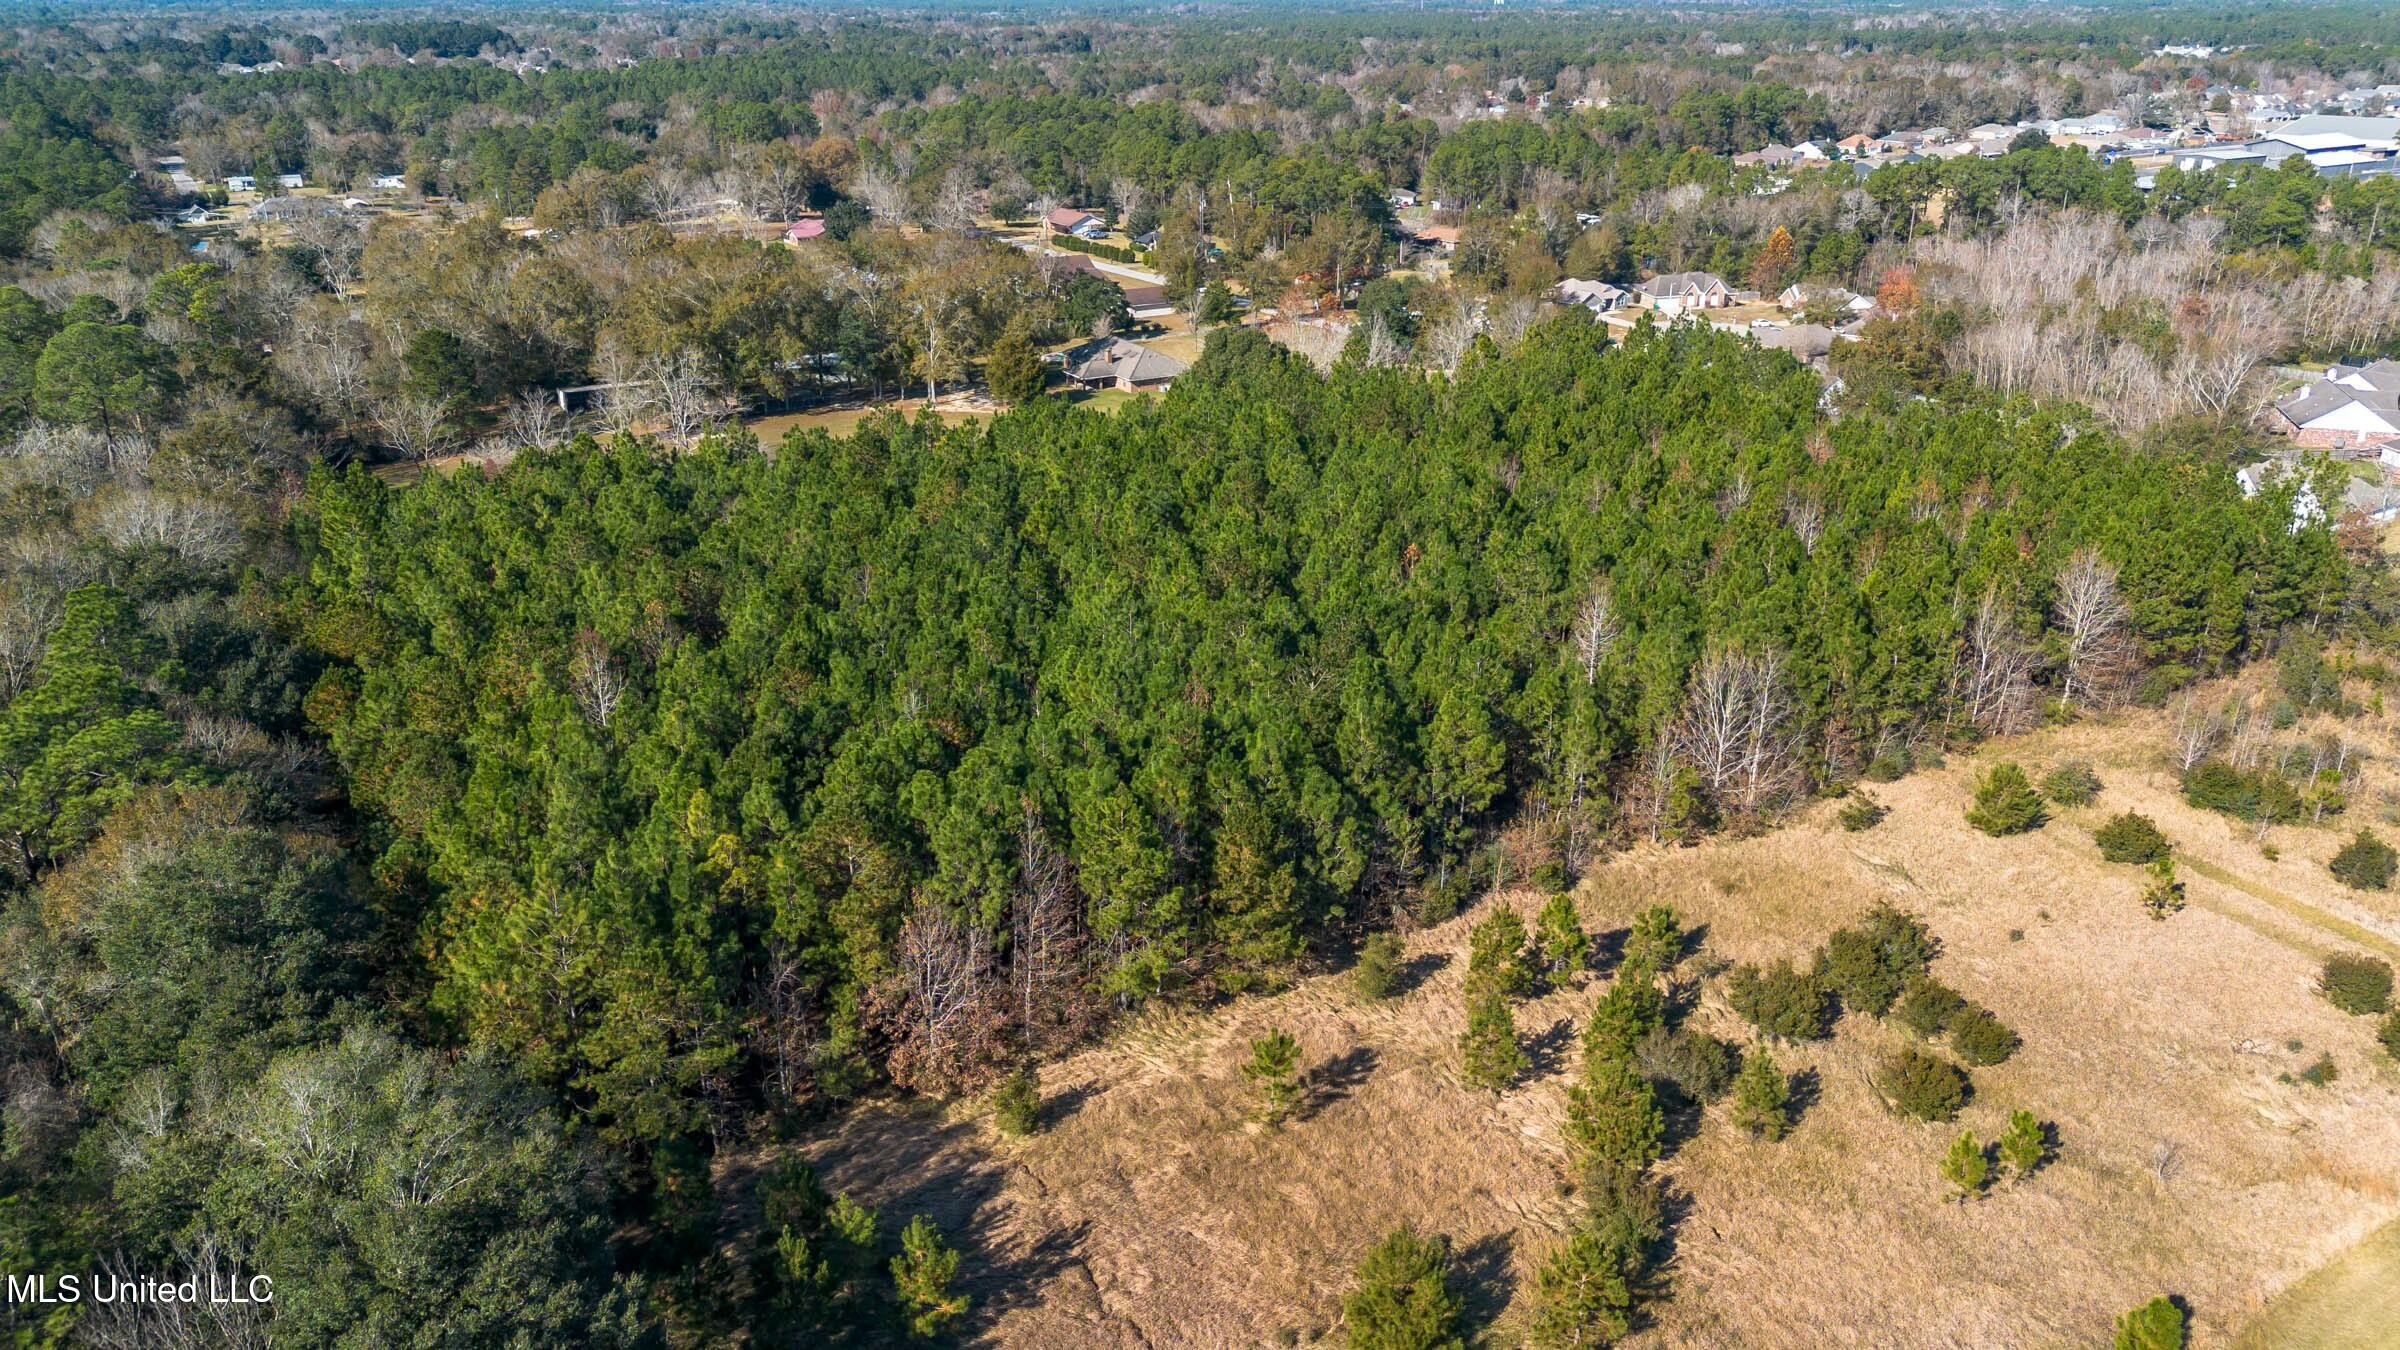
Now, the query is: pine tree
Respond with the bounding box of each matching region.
[890,1215,968,1339]
[1534,892,1589,979]
[1966,762,2046,836]
[1459,987,1523,1094]
[1466,905,1533,997]
[1620,904,1683,975]
[1997,1109,2047,1181]
[1730,1046,1791,1141]
[1581,973,1665,1067]
[1564,1054,1663,1178]
[992,1065,1041,1137]
[1356,931,1405,1000]
[1527,1222,1635,1348]
[1940,1130,1989,1201]
[1343,1225,1466,1350]
[1243,1030,1304,1124]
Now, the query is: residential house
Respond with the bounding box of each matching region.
[173,204,214,226]
[1835,133,1879,156]
[2270,360,2400,450]
[1555,278,1630,314]
[371,174,407,190]
[1755,323,1837,363]
[276,173,305,190]
[1118,284,1174,319]
[1044,207,1107,240]
[1132,228,1161,250]
[1789,141,1829,162]
[1635,271,1732,315]
[1776,282,1873,316]
[1389,188,1419,209]
[1064,337,1188,392]
[784,218,828,243]
[224,175,257,193]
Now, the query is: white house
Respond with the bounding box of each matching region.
[1635,271,1732,315]
[371,174,407,191]
[224,175,256,193]
[2271,360,2400,450]
[276,173,305,190]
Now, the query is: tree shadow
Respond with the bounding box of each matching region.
[1042,1082,1096,1130]
[1451,1231,1518,1336]
[1521,1017,1577,1080]
[1303,1045,1380,1118]
[1785,1066,1823,1130]
[1391,950,1450,998]
[1591,926,1628,976]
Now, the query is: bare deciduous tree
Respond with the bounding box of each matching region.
[371,393,458,462]
[2168,690,2220,772]
[1955,586,2040,735]
[1569,580,1619,685]
[2054,548,2132,710]
[567,630,627,727]
[1671,646,1802,820]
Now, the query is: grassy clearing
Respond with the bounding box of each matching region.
[2234,1216,2400,1349]
[781,710,2400,1347]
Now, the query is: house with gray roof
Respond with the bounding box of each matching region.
[1064,337,1187,393]
[2272,360,2400,451]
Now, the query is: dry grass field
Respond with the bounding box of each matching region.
[782,706,2400,1347]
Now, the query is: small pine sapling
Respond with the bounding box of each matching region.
[1940,1129,1989,1201]
[1997,1109,2048,1181]
[1243,1030,1304,1124]
[1730,1045,1791,1141]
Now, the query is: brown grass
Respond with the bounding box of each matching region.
[781,709,2400,1347]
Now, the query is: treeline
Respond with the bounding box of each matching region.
[296,322,2338,1154]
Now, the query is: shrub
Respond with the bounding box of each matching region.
[2094,811,2170,865]
[1894,978,1968,1037]
[1945,1006,2021,1066]
[1966,762,2046,835]
[1940,1130,1989,1201]
[1634,1025,1736,1105]
[1466,907,1533,997]
[1876,1046,1969,1121]
[1459,988,1523,1093]
[1533,892,1588,978]
[991,1066,1041,1137]
[1997,1109,2048,1180]
[1620,904,1683,975]
[1343,1226,1466,1350]
[2381,1009,2400,1062]
[1355,932,1405,1001]
[2181,759,2301,823]
[1814,904,1937,1018]
[1529,858,1570,893]
[1726,959,1833,1041]
[2330,830,2398,891]
[2296,1053,2338,1087]
[1837,792,1888,831]
[1243,1030,1303,1124]
[1730,1046,1791,1141]
[1862,743,1913,782]
[2319,952,2394,1015]
[2113,1296,2186,1350]
[2040,761,2102,806]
